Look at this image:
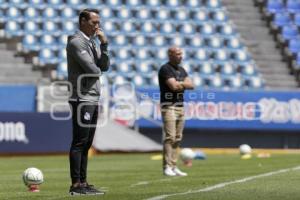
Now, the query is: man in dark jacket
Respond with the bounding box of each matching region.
[66,8,110,195]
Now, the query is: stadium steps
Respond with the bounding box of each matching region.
[0,42,43,84]
[223,0,299,89]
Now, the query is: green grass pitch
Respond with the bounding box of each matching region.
[0,153,300,200]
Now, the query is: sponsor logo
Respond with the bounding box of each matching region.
[0,122,29,143]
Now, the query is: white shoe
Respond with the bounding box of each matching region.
[173,167,187,176]
[164,167,177,176]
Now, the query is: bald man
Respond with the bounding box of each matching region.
[158,46,194,176]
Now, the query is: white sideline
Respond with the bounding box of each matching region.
[130,177,181,187]
[145,165,300,200]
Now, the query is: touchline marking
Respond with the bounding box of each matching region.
[130,177,181,187]
[145,165,300,200]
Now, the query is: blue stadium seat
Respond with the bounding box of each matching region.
[191,9,209,24]
[38,48,58,66]
[239,63,258,76]
[207,36,224,49]
[227,75,243,89]
[100,7,113,19]
[145,0,161,7]
[140,21,156,34]
[209,75,224,88]
[187,36,204,48]
[278,25,299,44]
[293,13,300,27]
[113,35,129,46]
[57,49,66,62]
[43,21,60,35]
[153,35,167,47]
[66,0,84,9]
[154,8,170,21]
[125,0,141,7]
[40,35,58,50]
[266,0,284,14]
[179,23,195,35]
[133,75,147,87]
[22,34,40,52]
[218,62,236,75]
[9,0,28,9]
[191,73,204,87]
[195,49,210,62]
[6,7,22,22]
[136,7,152,20]
[271,12,292,29]
[226,38,243,49]
[117,7,132,19]
[107,0,121,6]
[24,7,41,22]
[87,0,102,7]
[199,62,214,75]
[56,62,68,79]
[62,21,76,34]
[5,21,23,37]
[206,0,222,10]
[232,50,250,62]
[43,7,59,22]
[58,34,68,46]
[186,0,201,8]
[61,7,76,20]
[174,8,188,21]
[47,0,64,9]
[212,9,229,24]
[0,9,4,24]
[245,76,264,89]
[287,38,300,55]
[166,0,180,7]
[0,0,8,9]
[121,21,136,33]
[201,23,216,36]
[28,0,45,9]
[103,20,118,33]
[160,22,175,35]
[24,21,41,35]
[136,61,153,74]
[170,35,184,46]
[286,0,300,14]
[213,49,230,62]
[218,23,237,38]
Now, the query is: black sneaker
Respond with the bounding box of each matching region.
[84,184,105,195]
[69,185,87,196]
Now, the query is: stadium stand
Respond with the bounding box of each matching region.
[0,0,278,90]
[253,0,300,87]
